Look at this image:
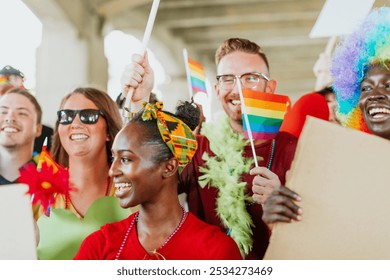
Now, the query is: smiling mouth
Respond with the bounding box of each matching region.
[114,182,132,192]
[368,107,390,119]
[70,134,89,140]
[1,126,19,133]
[231,99,241,106]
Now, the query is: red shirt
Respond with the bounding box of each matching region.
[186,131,298,259]
[74,212,242,260]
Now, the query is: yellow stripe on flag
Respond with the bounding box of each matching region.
[246,106,287,119]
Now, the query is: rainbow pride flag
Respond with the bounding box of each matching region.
[242,89,291,140]
[188,57,207,95]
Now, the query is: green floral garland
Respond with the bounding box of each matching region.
[198,115,258,256]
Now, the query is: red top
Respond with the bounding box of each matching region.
[74,212,242,260]
[280,92,329,138]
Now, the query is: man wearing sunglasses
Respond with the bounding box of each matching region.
[121,38,298,259]
[0,88,43,185]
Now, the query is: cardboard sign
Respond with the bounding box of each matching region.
[0,184,37,260]
[264,117,390,259]
[310,0,375,38]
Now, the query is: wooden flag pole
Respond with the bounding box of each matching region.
[182,48,194,100]
[122,0,160,120]
[236,78,258,167]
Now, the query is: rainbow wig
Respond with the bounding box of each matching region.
[331,7,390,132]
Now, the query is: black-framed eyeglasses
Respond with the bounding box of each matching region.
[57,109,104,125]
[216,72,270,91]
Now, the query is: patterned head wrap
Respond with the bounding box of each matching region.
[141,102,198,172]
[331,7,390,132]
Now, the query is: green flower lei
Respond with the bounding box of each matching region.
[198,115,258,256]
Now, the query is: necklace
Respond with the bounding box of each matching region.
[65,177,111,209]
[198,116,255,255]
[115,206,187,260]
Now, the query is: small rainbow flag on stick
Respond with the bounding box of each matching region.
[183,48,207,98]
[242,89,291,140]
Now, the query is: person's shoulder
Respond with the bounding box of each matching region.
[100,213,134,236]
[194,134,211,160]
[196,134,209,146]
[186,213,234,243]
[185,213,242,259]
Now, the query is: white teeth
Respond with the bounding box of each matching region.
[231,100,241,105]
[368,108,390,116]
[2,127,18,133]
[114,182,132,191]
[70,134,88,140]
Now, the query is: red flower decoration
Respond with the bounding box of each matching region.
[18,160,70,216]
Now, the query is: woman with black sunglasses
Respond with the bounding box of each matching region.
[36,87,132,260]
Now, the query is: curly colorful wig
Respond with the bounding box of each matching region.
[331,7,390,132]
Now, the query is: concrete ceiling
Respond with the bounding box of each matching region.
[26,0,389,99]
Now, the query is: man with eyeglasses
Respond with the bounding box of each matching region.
[121,38,298,259]
[0,88,43,185]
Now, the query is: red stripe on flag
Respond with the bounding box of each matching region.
[243,89,291,105]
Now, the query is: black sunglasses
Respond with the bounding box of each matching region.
[57,109,104,125]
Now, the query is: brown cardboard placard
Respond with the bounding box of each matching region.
[264,117,390,259]
[0,184,37,260]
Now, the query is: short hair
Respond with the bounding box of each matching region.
[215,38,270,70]
[317,86,334,97]
[115,92,159,109]
[51,87,122,167]
[3,88,42,124]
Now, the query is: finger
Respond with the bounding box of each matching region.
[263,201,302,223]
[252,175,278,188]
[142,51,150,67]
[274,185,301,201]
[121,70,143,87]
[250,166,280,181]
[252,193,265,205]
[252,184,273,198]
[124,62,145,78]
[266,194,302,216]
[131,53,144,64]
[262,212,295,224]
[132,63,146,77]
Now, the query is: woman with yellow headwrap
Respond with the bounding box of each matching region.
[74,101,242,260]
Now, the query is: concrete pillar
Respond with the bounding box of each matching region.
[35,17,88,127]
[86,17,108,91]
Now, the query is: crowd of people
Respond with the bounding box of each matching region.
[0,6,389,260]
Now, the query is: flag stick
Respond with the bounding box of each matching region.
[236,79,258,167]
[183,48,194,100]
[123,0,160,120]
[37,137,48,171]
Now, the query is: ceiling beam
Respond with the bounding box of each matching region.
[159,11,318,28]
[159,0,301,9]
[96,0,152,18]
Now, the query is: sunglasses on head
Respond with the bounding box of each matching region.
[57,109,104,125]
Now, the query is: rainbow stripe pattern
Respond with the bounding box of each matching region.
[242,89,291,140]
[188,58,207,95]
